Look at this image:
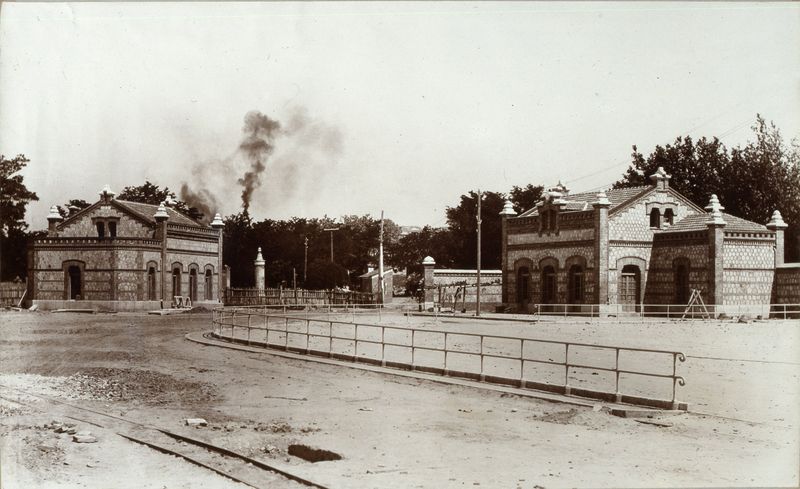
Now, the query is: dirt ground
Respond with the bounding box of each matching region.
[0,310,797,488]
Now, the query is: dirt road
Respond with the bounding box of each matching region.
[0,311,797,488]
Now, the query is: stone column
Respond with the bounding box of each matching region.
[46,206,62,237]
[705,195,726,315]
[593,191,611,314]
[499,200,517,305]
[766,210,788,266]
[422,256,436,310]
[154,202,169,304]
[254,247,266,290]
[211,213,224,302]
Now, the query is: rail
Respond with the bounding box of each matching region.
[424,302,800,320]
[211,306,688,410]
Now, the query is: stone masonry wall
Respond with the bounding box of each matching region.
[608,190,699,242]
[645,234,709,305]
[722,236,775,305]
[59,207,153,238]
[773,264,800,304]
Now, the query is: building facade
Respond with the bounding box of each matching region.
[500,168,792,316]
[28,186,225,311]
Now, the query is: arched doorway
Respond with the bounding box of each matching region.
[67,266,82,300]
[567,265,584,304]
[516,266,530,306]
[620,265,641,312]
[204,269,213,300]
[172,267,182,297]
[189,269,198,302]
[675,261,690,304]
[541,265,556,304]
[147,267,157,300]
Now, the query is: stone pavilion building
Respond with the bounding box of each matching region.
[499,168,795,316]
[28,186,225,311]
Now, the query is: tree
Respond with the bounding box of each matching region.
[0,154,38,235]
[0,154,39,281]
[615,115,800,260]
[445,190,506,269]
[118,181,205,221]
[509,184,544,214]
[57,199,91,219]
[305,259,349,289]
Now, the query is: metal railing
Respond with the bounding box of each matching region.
[211,306,688,410]
[436,302,800,320]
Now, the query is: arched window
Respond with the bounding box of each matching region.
[541,265,557,304]
[189,269,198,302]
[516,266,530,304]
[204,269,213,300]
[664,208,674,226]
[675,260,690,304]
[147,267,157,300]
[649,208,661,228]
[172,267,182,297]
[567,265,584,304]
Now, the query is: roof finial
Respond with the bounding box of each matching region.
[499,199,517,217]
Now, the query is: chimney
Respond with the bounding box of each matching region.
[47,205,63,237]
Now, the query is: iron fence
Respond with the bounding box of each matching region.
[224,287,376,307]
[211,306,688,410]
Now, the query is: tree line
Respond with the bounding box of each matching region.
[2,115,798,288]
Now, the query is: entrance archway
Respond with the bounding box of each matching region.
[516,266,530,305]
[620,264,641,312]
[172,267,182,297]
[68,266,82,300]
[541,265,556,304]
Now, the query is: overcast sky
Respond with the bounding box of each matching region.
[2,2,798,229]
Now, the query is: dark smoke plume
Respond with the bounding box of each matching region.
[238,111,281,212]
[179,183,219,224]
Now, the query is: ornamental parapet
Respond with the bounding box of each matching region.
[33,237,162,249]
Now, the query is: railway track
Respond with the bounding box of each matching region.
[0,384,330,489]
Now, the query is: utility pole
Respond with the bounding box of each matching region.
[378,210,385,304]
[476,190,482,317]
[323,227,339,262]
[303,236,308,284]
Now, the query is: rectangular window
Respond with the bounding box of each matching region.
[109,221,117,238]
[96,222,105,238]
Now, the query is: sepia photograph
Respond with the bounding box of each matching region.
[0,2,798,488]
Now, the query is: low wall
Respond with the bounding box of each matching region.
[33,300,164,312]
[774,264,800,304]
[433,269,502,311]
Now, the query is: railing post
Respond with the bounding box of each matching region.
[564,343,571,396]
[329,321,333,358]
[284,316,289,351]
[519,338,525,388]
[615,348,621,403]
[443,332,449,376]
[411,330,416,371]
[306,318,310,354]
[354,324,359,362]
[479,336,485,381]
[265,314,269,345]
[247,314,251,346]
[381,326,386,367]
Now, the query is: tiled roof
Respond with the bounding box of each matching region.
[659,212,768,234]
[116,200,207,228]
[518,185,651,217]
